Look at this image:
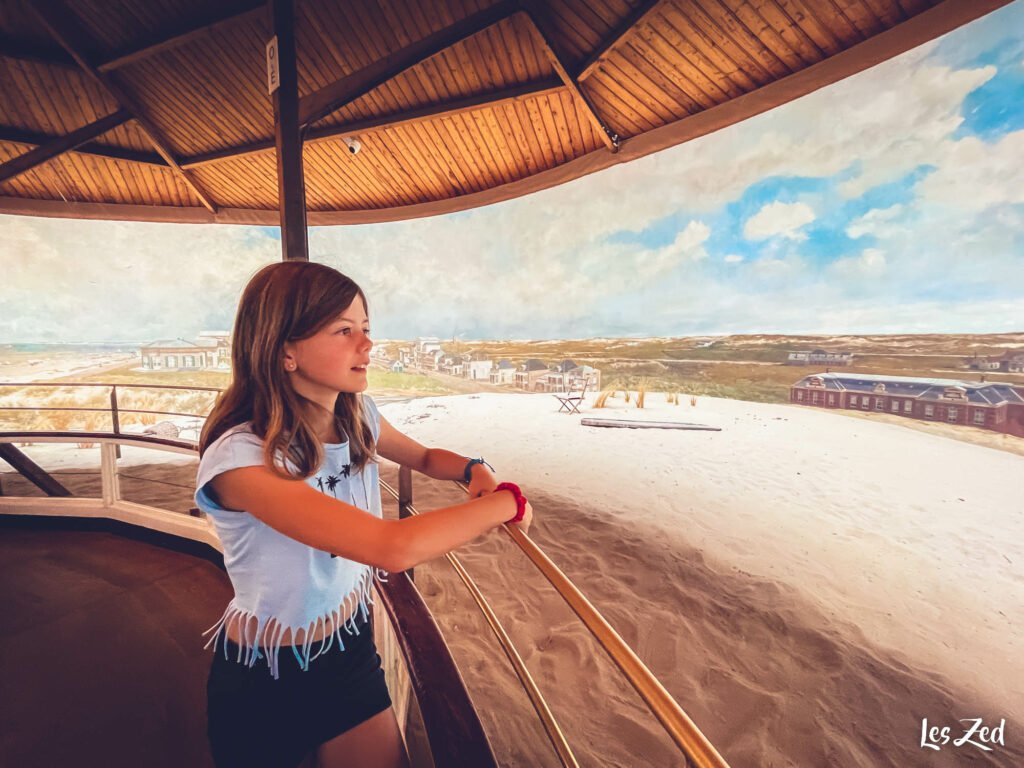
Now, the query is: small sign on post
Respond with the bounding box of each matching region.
[266,36,280,94]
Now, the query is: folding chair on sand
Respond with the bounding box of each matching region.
[554,377,589,414]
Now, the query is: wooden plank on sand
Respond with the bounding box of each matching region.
[581,418,721,431]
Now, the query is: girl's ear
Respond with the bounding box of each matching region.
[282,342,298,372]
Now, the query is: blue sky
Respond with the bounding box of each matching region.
[2,2,1022,342]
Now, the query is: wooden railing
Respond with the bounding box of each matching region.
[0,382,729,768]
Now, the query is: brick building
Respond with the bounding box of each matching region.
[790,372,1024,437]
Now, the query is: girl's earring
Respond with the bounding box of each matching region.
[285,362,296,372]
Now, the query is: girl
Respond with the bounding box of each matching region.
[196,261,532,768]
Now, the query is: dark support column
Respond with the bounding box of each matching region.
[0,444,71,496]
[270,0,308,261]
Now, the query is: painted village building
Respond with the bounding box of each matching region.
[786,349,853,366]
[515,359,551,391]
[490,359,516,385]
[790,372,1024,438]
[962,349,1024,373]
[140,332,230,371]
[466,353,492,381]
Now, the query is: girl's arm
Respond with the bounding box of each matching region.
[209,465,523,573]
[376,414,497,497]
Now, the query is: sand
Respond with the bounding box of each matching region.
[0,350,136,383]
[375,393,1023,767]
[2,391,1022,767]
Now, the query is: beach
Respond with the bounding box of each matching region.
[2,391,1022,766]
[0,348,137,383]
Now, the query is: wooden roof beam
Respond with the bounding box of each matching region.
[0,126,167,166]
[0,36,77,69]
[180,78,564,169]
[28,1,220,213]
[520,1,620,152]
[96,2,266,73]
[576,0,665,82]
[298,0,521,128]
[0,109,132,183]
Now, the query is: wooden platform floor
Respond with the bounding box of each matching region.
[0,520,233,768]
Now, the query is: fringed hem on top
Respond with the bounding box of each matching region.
[201,567,389,680]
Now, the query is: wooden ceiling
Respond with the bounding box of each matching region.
[0,0,1011,225]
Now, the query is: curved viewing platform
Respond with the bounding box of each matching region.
[0,383,725,768]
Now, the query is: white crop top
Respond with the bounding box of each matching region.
[195,394,386,680]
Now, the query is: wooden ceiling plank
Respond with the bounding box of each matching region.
[772,0,846,55]
[895,0,932,14]
[838,0,888,37]
[705,0,796,76]
[613,43,701,116]
[746,0,827,64]
[0,108,131,183]
[448,30,514,186]
[6,57,71,137]
[473,24,536,177]
[541,92,570,166]
[577,0,665,82]
[298,0,520,128]
[667,3,765,91]
[96,2,266,73]
[600,54,683,124]
[555,84,586,161]
[544,1,602,60]
[819,0,870,42]
[335,136,413,208]
[488,100,532,180]
[860,0,909,25]
[629,25,720,109]
[521,92,557,169]
[590,54,666,126]
[496,13,548,172]
[720,0,808,72]
[389,124,452,200]
[521,0,620,151]
[29,1,220,213]
[583,76,654,135]
[680,1,775,87]
[654,7,748,99]
[498,101,540,177]
[505,96,547,177]
[409,119,474,196]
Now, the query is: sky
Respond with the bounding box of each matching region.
[2,2,1023,343]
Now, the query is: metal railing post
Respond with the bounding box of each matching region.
[398,464,413,580]
[109,385,121,458]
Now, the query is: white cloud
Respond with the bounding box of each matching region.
[0,216,278,342]
[846,204,905,239]
[915,130,1024,209]
[833,248,887,279]
[744,202,815,241]
[660,220,711,262]
[724,254,743,263]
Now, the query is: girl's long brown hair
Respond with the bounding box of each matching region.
[199,261,375,479]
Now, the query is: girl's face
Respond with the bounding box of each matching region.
[283,296,373,408]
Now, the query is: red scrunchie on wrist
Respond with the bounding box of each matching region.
[495,482,527,523]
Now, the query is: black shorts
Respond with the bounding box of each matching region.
[206,614,393,768]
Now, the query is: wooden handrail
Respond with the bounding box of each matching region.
[379,478,579,768]
[452,481,727,768]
